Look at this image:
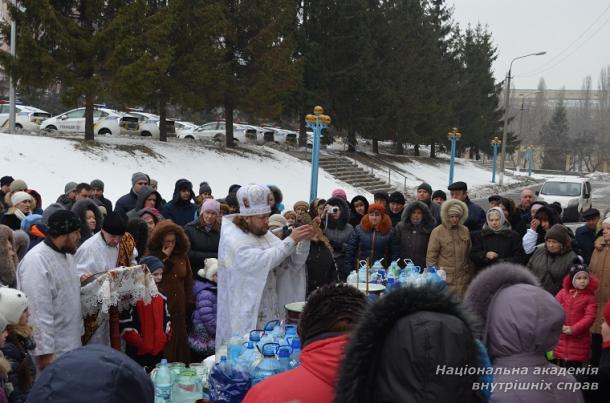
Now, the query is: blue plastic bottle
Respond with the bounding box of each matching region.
[239,341,262,372]
[289,338,301,369]
[228,335,243,364]
[277,346,292,373]
[251,343,282,385]
[154,359,172,402]
[427,266,444,286]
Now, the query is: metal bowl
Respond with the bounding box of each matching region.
[284,301,306,324]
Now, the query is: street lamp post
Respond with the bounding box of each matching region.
[498,51,546,186]
[527,144,534,177]
[448,127,462,186]
[305,106,331,202]
[491,137,501,183]
[8,0,17,132]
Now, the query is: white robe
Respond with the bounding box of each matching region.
[216,216,309,348]
[17,241,83,358]
[74,232,137,345]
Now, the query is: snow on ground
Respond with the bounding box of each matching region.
[0,133,372,208]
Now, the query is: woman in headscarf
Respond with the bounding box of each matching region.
[344,203,393,275]
[426,199,473,296]
[470,207,525,271]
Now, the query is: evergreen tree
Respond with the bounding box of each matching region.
[540,98,569,170]
[0,0,135,140]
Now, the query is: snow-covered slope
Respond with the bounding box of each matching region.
[0,133,371,208]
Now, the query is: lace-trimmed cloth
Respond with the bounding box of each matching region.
[81,265,159,322]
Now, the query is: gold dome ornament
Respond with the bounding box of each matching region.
[313,105,324,115]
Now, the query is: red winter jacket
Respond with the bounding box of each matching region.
[243,334,348,403]
[119,294,171,356]
[554,274,598,362]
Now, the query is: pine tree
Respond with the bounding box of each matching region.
[540,99,570,170]
[0,0,135,140]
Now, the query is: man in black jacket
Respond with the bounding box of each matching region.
[90,179,113,214]
[575,208,600,264]
[447,181,485,233]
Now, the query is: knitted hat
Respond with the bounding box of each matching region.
[331,188,348,201]
[237,184,271,216]
[293,201,309,212]
[9,179,27,193]
[11,191,33,206]
[131,172,148,186]
[0,313,6,332]
[140,256,164,273]
[568,256,589,287]
[448,203,465,217]
[20,214,42,232]
[200,199,220,215]
[417,183,433,195]
[373,192,389,202]
[138,207,161,219]
[228,184,241,195]
[603,300,610,327]
[199,181,212,195]
[545,224,571,247]
[388,191,406,205]
[47,210,81,237]
[102,211,127,236]
[90,179,104,190]
[0,287,29,325]
[0,176,13,187]
[198,258,218,282]
[64,181,77,195]
[368,203,387,215]
[269,214,287,229]
[432,190,447,201]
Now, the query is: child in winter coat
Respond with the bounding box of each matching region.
[188,258,218,363]
[119,256,171,371]
[553,257,598,367]
[0,288,35,403]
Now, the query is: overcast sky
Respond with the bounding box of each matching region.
[450,0,610,90]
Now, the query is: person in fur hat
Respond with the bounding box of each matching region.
[334,284,484,403]
[526,224,577,295]
[426,199,473,295]
[0,225,18,287]
[189,258,218,362]
[553,257,598,367]
[344,203,394,275]
[464,263,584,403]
[0,288,36,403]
[119,256,170,371]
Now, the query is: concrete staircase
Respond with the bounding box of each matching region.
[318,154,396,194]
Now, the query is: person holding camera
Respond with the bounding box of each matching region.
[320,197,354,282]
[345,203,394,275]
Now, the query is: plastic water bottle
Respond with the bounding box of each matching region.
[346,270,358,284]
[388,259,401,278]
[437,267,447,282]
[251,343,282,385]
[403,266,421,287]
[228,335,244,364]
[427,266,444,286]
[357,260,370,282]
[386,272,396,289]
[289,338,301,369]
[277,346,292,373]
[154,359,172,402]
[239,341,262,372]
[370,259,386,284]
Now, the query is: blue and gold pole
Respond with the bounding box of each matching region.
[491,137,501,183]
[306,106,331,202]
[448,127,462,186]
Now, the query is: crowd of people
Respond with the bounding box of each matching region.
[0,172,609,402]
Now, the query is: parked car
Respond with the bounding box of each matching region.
[267,127,298,145]
[0,103,52,131]
[40,107,139,136]
[179,121,248,144]
[536,178,592,222]
[127,110,176,138]
[175,121,198,138]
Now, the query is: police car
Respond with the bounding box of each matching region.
[0,103,52,131]
[40,107,139,136]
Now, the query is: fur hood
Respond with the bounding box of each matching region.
[324,197,351,229]
[440,199,469,226]
[463,263,540,338]
[148,219,190,257]
[0,224,18,286]
[400,201,436,230]
[71,198,103,242]
[335,285,482,403]
[170,179,195,204]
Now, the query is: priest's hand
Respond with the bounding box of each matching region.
[80,272,93,282]
[290,225,314,242]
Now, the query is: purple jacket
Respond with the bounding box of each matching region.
[188,279,217,354]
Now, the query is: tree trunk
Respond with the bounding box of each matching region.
[430,142,436,158]
[225,98,235,147]
[394,137,404,155]
[298,108,307,147]
[347,128,356,153]
[159,96,167,142]
[413,143,420,156]
[475,146,480,161]
[468,144,474,159]
[84,94,94,141]
[372,138,379,154]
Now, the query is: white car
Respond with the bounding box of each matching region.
[536,178,592,222]
[127,111,176,138]
[175,121,198,138]
[40,107,139,136]
[181,121,248,143]
[266,127,298,144]
[0,104,52,131]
